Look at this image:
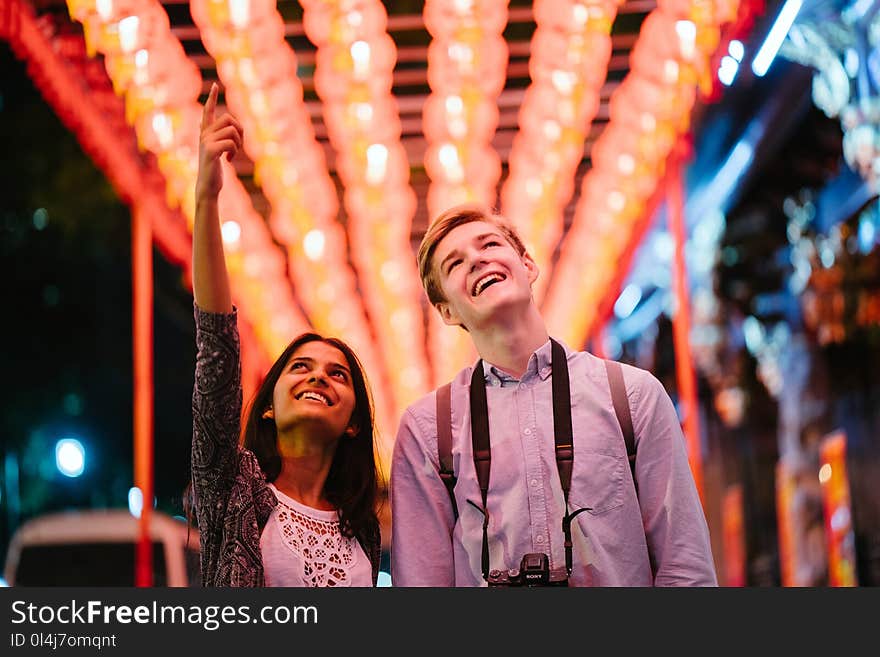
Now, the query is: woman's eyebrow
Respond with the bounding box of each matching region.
[293,356,350,374]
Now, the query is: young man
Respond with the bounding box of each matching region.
[390,204,717,586]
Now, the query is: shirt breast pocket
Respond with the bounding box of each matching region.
[569,450,625,515]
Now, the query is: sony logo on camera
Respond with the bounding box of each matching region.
[487,553,568,587]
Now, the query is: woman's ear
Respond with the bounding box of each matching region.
[344,423,360,438]
[262,407,274,420]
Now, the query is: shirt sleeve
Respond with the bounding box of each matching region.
[629,369,719,586]
[390,405,456,586]
[191,303,243,583]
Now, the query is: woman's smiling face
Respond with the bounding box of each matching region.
[270,340,358,441]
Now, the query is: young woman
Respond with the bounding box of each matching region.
[190,83,381,587]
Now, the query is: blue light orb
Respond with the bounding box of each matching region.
[55,438,85,477]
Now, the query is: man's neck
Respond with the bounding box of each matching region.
[468,304,549,379]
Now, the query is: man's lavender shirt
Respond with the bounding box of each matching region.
[390,339,718,586]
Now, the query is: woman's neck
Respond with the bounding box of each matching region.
[272,441,337,510]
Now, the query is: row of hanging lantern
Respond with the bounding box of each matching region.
[2,0,189,266]
[301,0,431,415]
[65,0,309,360]
[502,0,622,304]
[188,0,395,436]
[421,0,509,385]
[544,0,741,348]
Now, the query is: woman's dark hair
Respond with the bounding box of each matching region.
[242,332,380,541]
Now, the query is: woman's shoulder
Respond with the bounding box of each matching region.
[237,446,269,482]
[235,447,277,522]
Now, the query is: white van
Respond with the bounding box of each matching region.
[3,509,200,586]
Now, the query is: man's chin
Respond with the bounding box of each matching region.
[468,296,528,326]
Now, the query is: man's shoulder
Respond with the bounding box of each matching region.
[616,359,660,388]
[409,365,473,403]
[400,364,474,428]
[567,348,660,394]
[402,387,438,418]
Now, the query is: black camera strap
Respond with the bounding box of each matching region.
[468,352,492,580]
[468,338,590,580]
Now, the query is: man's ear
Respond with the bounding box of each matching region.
[435,301,463,328]
[262,407,275,420]
[522,252,540,286]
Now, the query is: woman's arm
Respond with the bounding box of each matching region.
[193,82,242,313]
[190,84,246,584]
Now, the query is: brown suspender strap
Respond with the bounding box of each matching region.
[604,359,637,490]
[436,383,458,519]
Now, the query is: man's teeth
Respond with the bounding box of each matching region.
[473,273,504,296]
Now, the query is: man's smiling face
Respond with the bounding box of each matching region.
[432,220,539,331]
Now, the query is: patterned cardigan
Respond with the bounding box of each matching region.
[191,304,381,586]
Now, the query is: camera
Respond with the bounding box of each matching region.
[487,553,569,587]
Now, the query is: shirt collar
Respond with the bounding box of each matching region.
[478,338,562,384]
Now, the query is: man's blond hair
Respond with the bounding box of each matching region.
[417,203,528,306]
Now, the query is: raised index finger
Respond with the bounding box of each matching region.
[201,82,218,130]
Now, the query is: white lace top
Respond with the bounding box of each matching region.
[260,484,372,587]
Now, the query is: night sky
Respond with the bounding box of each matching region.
[0,43,195,563]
